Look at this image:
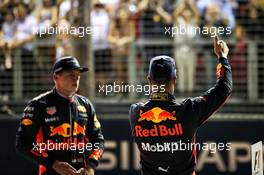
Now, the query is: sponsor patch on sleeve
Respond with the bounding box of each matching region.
[216,63,224,78]
[89,149,103,160]
[94,115,101,128]
[77,106,87,113]
[21,118,33,126]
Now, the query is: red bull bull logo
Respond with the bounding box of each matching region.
[50,122,86,137]
[73,122,86,135]
[138,107,176,123]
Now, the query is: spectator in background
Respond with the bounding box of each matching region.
[0,0,24,11]
[230,25,247,98]
[0,0,20,101]
[10,3,37,52]
[0,11,15,101]
[0,28,3,48]
[34,0,57,68]
[34,0,57,33]
[1,11,15,42]
[260,0,264,9]
[94,0,139,17]
[26,0,36,13]
[56,11,72,58]
[1,10,15,69]
[58,0,71,19]
[108,2,135,96]
[197,0,235,30]
[137,0,172,38]
[137,0,173,84]
[8,3,38,96]
[0,0,10,12]
[0,0,21,27]
[99,0,120,17]
[56,0,74,59]
[238,0,264,39]
[91,1,112,87]
[0,15,3,30]
[172,0,199,95]
[200,4,231,38]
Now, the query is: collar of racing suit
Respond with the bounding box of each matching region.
[150,92,176,101]
[53,88,76,103]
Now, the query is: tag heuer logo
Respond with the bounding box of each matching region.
[46,107,56,115]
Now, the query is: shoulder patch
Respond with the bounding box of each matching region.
[21,118,33,126]
[94,115,101,128]
[216,63,224,77]
[77,105,87,113]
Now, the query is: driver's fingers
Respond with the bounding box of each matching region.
[63,168,77,175]
[214,35,218,47]
[218,40,227,48]
[63,163,77,172]
[217,40,224,45]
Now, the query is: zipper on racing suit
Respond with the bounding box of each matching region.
[69,100,77,164]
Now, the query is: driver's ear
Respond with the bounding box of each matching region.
[53,74,58,80]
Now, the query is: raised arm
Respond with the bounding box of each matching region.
[192,35,232,126]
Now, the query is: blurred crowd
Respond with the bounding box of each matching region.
[0,0,263,104]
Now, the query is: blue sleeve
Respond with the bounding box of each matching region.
[192,57,232,126]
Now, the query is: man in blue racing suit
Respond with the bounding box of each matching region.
[129,36,232,175]
[16,56,104,175]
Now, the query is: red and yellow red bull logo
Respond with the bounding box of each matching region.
[50,122,86,138]
[138,107,176,123]
[135,107,183,137]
